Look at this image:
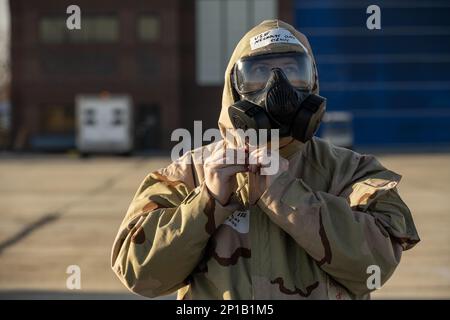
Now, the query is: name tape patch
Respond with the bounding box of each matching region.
[250,28,306,51]
[223,210,249,234]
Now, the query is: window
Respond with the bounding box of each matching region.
[112,109,123,126]
[196,0,277,85]
[40,50,117,75]
[84,109,96,126]
[136,51,159,77]
[70,16,118,42]
[39,17,66,43]
[137,15,160,42]
[39,15,119,43]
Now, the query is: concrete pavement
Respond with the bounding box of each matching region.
[0,153,448,299]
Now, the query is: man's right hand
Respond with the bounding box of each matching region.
[204,143,248,206]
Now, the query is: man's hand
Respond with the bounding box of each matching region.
[204,143,248,206]
[248,147,289,204]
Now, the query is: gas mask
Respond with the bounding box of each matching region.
[228,52,326,143]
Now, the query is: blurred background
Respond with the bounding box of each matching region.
[0,0,449,299]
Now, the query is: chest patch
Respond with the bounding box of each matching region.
[223,210,250,234]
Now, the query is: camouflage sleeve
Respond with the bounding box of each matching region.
[257,169,420,296]
[111,170,236,298]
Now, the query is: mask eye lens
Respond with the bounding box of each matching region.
[234,52,313,94]
[251,64,270,78]
[283,65,299,77]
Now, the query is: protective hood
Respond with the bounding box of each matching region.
[218,19,320,140]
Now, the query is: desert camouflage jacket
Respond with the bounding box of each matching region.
[111,137,419,299]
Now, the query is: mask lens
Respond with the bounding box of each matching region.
[234,52,313,94]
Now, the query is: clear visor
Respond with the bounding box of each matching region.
[233,52,313,94]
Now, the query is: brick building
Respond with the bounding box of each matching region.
[9,0,291,151]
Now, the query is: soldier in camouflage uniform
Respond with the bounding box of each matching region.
[111,20,420,299]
